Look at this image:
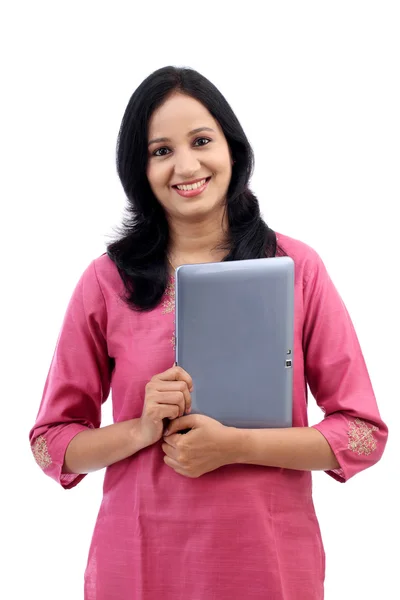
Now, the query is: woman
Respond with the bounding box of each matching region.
[29,66,388,599]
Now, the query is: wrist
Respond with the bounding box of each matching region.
[129,418,149,453]
[224,426,248,465]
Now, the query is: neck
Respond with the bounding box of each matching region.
[167,210,229,265]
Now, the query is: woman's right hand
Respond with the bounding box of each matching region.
[138,365,193,448]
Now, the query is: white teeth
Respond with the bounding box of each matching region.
[176,178,207,191]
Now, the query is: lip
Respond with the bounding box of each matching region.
[172,176,210,187]
[172,176,211,198]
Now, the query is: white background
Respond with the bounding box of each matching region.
[1,1,399,598]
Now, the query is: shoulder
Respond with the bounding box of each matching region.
[91,253,121,285]
[275,231,326,285]
[77,253,124,306]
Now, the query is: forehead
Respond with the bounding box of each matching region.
[148,93,220,137]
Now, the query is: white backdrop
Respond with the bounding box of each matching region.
[1,1,399,599]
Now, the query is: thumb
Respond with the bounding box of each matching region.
[165,414,198,436]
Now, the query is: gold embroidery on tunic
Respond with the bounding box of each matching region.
[162,277,176,349]
[32,435,52,469]
[161,279,175,315]
[347,418,378,456]
[171,333,176,349]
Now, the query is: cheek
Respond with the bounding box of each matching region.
[146,164,156,185]
[212,150,232,177]
[214,161,232,186]
[147,164,164,192]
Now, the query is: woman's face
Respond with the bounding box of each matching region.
[146,93,232,222]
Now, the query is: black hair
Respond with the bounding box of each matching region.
[107,66,286,311]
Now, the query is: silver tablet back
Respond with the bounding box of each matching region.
[175,257,294,428]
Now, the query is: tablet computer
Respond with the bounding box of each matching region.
[175,257,294,428]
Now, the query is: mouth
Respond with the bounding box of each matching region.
[172,176,211,198]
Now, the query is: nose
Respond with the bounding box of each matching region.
[173,148,201,180]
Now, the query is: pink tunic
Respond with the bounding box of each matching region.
[29,233,388,599]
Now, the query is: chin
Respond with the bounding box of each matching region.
[181,202,220,218]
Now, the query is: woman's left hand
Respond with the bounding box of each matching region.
[162,414,237,478]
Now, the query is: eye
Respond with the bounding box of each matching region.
[152,147,170,157]
[194,137,211,147]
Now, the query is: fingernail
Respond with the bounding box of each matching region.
[164,429,170,436]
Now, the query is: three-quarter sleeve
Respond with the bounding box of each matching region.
[29,260,112,489]
[303,252,388,482]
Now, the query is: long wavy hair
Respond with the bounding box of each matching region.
[107,66,286,311]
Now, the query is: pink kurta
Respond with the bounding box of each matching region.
[30,233,388,599]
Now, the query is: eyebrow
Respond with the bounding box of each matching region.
[148,127,215,146]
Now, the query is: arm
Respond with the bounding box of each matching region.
[62,418,146,474]
[301,251,388,481]
[233,252,387,476]
[63,363,194,474]
[163,415,339,477]
[30,260,115,488]
[31,261,193,482]
[231,426,340,471]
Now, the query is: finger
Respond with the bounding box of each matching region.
[163,455,185,473]
[154,381,191,413]
[148,391,185,416]
[161,442,179,458]
[164,414,197,436]
[162,433,181,448]
[156,366,193,392]
[154,404,181,422]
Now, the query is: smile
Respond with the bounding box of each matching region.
[172,177,211,198]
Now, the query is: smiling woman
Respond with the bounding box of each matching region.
[105,66,279,310]
[29,65,388,600]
